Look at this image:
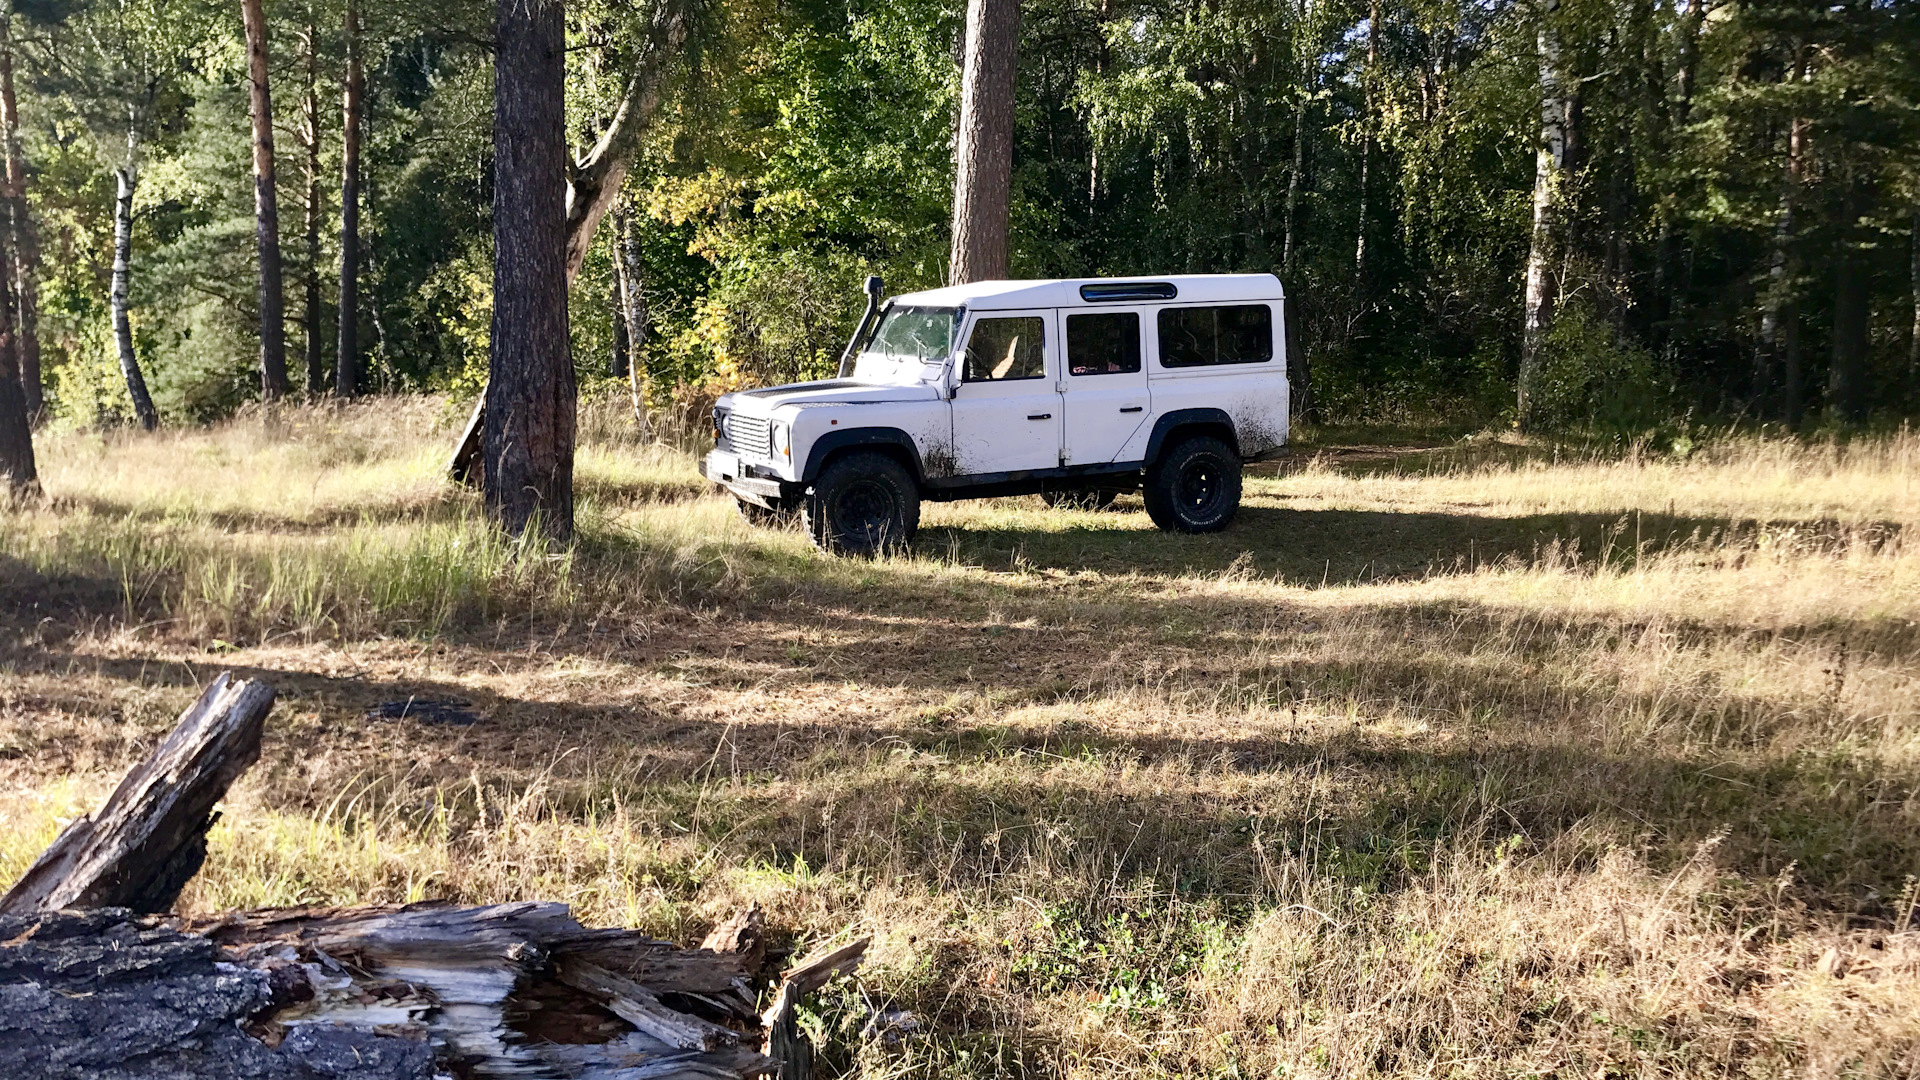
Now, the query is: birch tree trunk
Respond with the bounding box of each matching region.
[948,0,1019,285]
[1282,96,1305,279]
[302,10,324,396]
[241,0,290,401]
[112,160,158,431]
[560,0,693,285]
[0,4,41,422]
[483,0,573,540]
[616,201,651,438]
[1516,0,1574,430]
[1352,0,1379,285]
[335,0,362,398]
[1753,52,1807,421]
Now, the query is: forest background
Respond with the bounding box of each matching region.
[6,0,1920,434]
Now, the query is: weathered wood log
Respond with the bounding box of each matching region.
[0,907,433,1080]
[192,900,789,1078]
[760,938,870,1080]
[0,673,275,915]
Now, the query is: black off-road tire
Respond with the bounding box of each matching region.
[1143,435,1241,533]
[1041,488,1121,512]
[803,451,921,556]
[735,496,797,529]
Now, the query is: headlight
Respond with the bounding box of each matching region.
[712,409,727,442]
[770,421,791,459]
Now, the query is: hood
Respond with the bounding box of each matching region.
[722,379,943,410]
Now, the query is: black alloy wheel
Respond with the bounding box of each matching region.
[804,451,921,556]
[1143,434,1242,533]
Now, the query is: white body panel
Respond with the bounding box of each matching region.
[704,274,1289,497]
[949,308,1063,474]
[1059,306,1152,465]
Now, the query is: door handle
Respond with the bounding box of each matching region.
[1119,406,1144,413]
[1027,413,1053,421]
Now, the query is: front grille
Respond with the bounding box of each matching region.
[727,414,773,461]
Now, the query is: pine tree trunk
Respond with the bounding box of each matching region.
[0,182,29,492]
[1908,210,1918,394]
[0,6,41,422]
[483,0,573,541]
[948,0,1019,285]
[111,163,158,431]
[335,0,362,399]
[241,0,290,401]
[1827,179,1870,424]
[303,10,324,397]
[1516,0,1573,431]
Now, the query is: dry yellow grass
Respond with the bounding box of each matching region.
[2,400,1916,1079]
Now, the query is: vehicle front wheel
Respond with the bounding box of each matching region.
[1143,435,1241,533]
[1040,488,1120,512]
[804,451,920,556]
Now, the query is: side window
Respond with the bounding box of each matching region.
[1066,312,1141,376]
[1156,305,1274,368]
[964,317,1047,381]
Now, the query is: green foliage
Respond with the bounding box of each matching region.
[1529,300,1671,435]
[8,0,1919,429]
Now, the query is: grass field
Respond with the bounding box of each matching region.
[2,398,1916,1079]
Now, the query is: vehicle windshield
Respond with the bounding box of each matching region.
[851,305,956,383]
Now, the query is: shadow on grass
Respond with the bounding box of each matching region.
[915,503,1903,585]
[16,603,1913,923]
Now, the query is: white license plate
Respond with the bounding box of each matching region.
[706,450,738,481]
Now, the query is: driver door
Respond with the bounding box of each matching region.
[950,311,1063,476]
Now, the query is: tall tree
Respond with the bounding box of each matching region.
[112,143,157,430]
[0,3,40,421]
[614,197,650,437]
[336,0,362,398]
[1516,0,1578,430]
[561,0,694,284]
[300,6,323,396]
[1752,48,1808,421]
[240,0,290,401]
[483,0,572,540]
[1910,209,1919,392]
[0,199,29,492]
[949,0,1019,284]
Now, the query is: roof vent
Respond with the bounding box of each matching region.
[1079,282,1178,302]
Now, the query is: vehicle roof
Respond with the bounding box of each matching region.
[889,273,1283,311]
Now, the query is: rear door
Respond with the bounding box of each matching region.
[1060,308,1150,464]
[950,311,1063,475]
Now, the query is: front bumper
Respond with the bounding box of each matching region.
[702,450,791,509]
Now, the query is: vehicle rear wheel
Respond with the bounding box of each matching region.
[804,451,920,556]
[1143,435,1241,533]
[1040,488,1120,512]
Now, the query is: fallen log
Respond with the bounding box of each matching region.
[3,673,872,1080]
[0,672,276,916]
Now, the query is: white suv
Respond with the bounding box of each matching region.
[703,274,1290,554]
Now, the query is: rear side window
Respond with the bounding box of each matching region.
[1157,305,1274,368]
[1066,312,1141,375]
[965,317,1047,380]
